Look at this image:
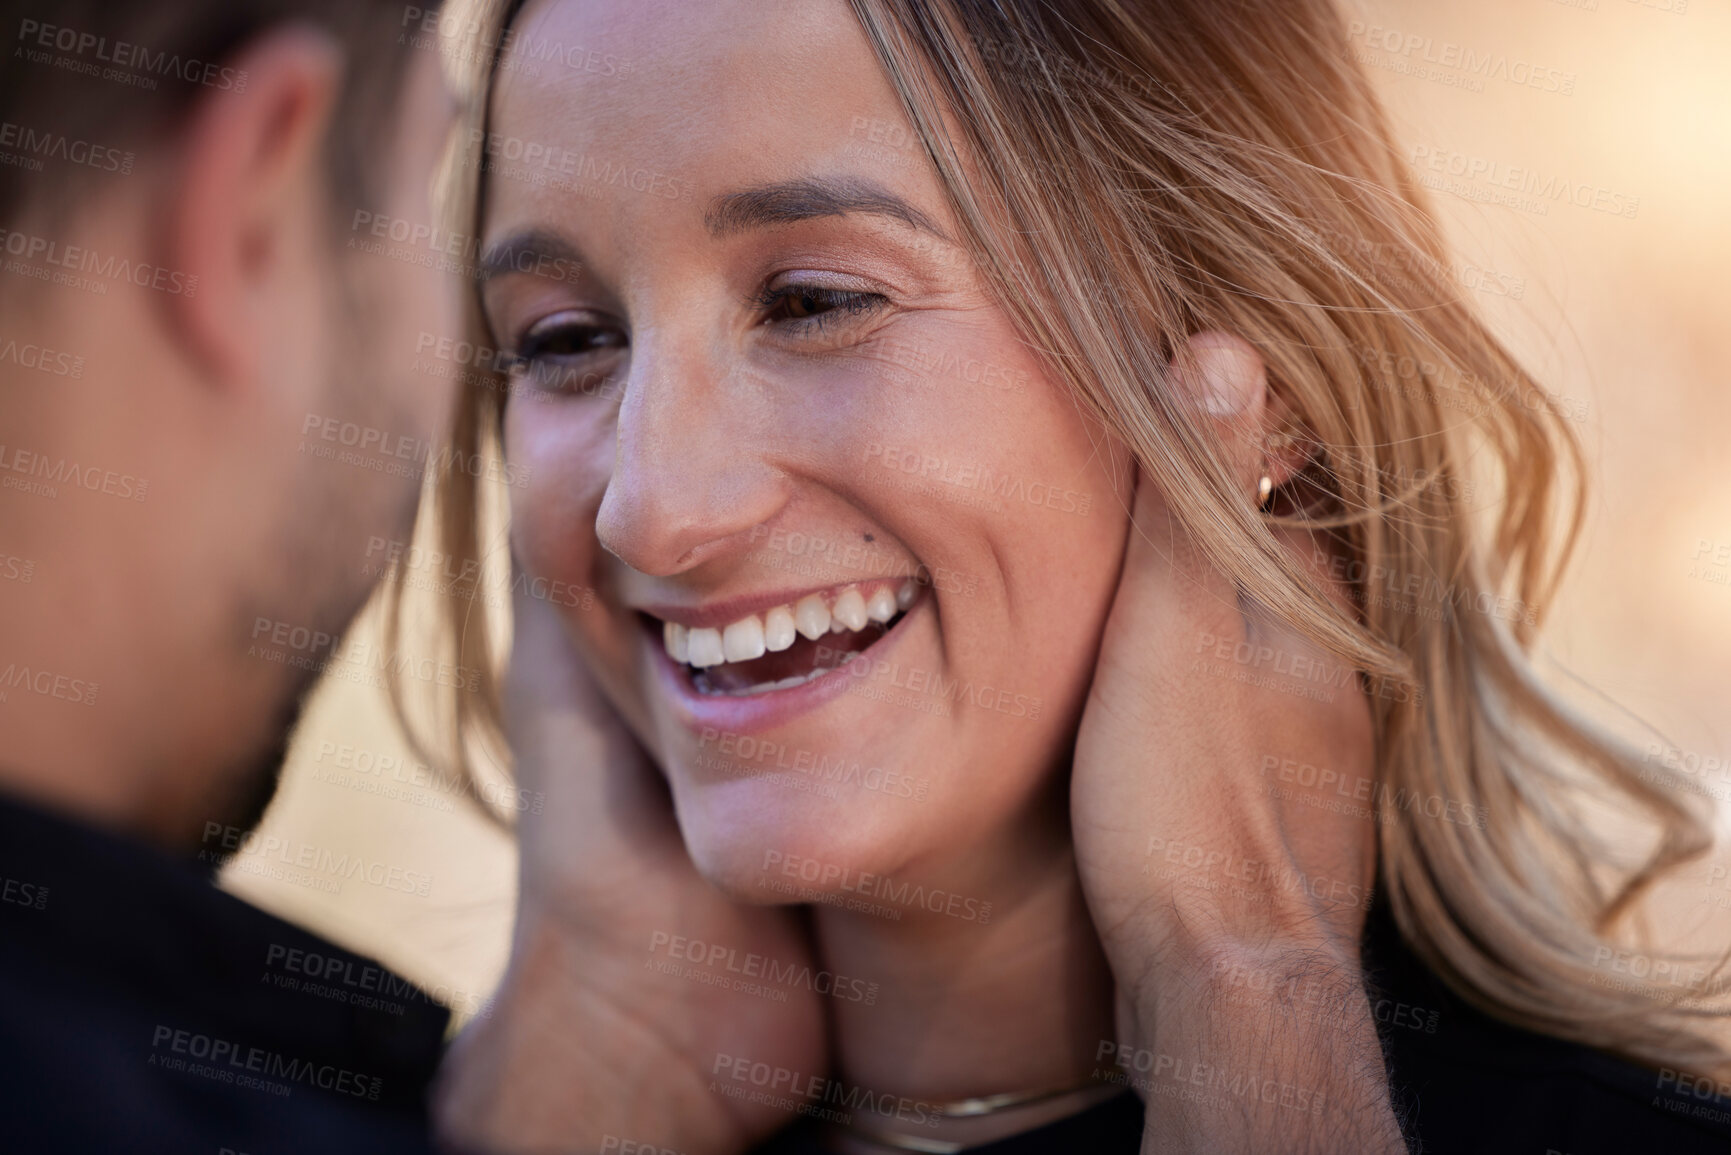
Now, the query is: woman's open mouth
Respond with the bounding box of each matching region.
[645,579,917,698]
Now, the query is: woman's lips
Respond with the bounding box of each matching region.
[640,580,925,736]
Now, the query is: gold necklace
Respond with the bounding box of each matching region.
[834,1076,1117,1153]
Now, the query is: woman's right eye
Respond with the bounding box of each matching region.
[514,310,627,362]
[504,310,629,397]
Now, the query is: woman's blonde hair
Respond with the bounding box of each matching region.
[390,0,1731,1075]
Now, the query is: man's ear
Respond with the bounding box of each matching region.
[1170,330,1307,500]
[163,27,344,390]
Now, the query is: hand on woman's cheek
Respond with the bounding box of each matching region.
[505,390,655,742]
[448,397,830,1155]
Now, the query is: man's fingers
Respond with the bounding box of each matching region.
[1116,468,1239,656]
[505,575,586,709]
[504,567,655,797]
[1113,332,1274,651]
[1176,331,1270,498]
[505,566,626,733]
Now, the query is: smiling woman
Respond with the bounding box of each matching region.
[391,1,1731,1153]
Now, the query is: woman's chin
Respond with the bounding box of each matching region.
[672,782,903,907]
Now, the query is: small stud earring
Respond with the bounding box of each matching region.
[1257,475,1273,509]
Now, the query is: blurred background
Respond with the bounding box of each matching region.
[223,0,1731,1029]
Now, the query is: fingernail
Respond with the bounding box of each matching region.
[1192,341,1264,416]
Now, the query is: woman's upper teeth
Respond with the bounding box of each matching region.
[832,587,869,632]
[662,580,915,668]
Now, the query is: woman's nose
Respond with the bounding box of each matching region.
[595,340,790,577]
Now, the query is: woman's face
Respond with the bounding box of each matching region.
[484,0,1134,896]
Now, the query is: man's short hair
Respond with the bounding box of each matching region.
[0,0,443,225]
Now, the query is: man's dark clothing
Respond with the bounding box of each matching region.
[0,790,448,1153]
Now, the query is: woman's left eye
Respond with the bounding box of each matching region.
[756,283,887,332]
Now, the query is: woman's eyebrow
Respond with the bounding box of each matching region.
[704,176,951,242]
[479,228,585,283]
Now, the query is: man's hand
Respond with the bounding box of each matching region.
[435,579,825,1155]
[1071,333,1406,1153]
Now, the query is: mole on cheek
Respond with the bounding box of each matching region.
[864,533,875,542]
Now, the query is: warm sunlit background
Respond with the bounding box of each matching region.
[225,0,1731,1032]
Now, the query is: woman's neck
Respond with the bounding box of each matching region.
[808,817,1118,1147]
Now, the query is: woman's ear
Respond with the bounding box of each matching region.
[1170,330,1305,500]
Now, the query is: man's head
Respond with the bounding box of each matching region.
[0,1,462,850]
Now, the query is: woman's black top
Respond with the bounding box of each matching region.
[751,897,1731,1154]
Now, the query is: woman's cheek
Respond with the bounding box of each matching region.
[505,395,617,585]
